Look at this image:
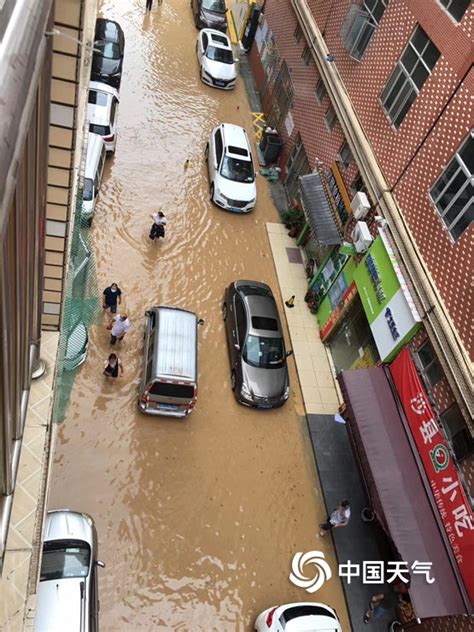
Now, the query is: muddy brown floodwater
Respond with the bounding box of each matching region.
[48,0,350,630]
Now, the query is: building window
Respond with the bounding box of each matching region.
[380,26,440,128]
[430,131,474,241]
[315,79,327,103]
[440,404,474,461]
[339,141,354,168]
[325,106,337,131]
[415,340,444,387]
[294,24,302,44]
[342,0,388,61]
[439,0,470,22]
[302,45,312,65]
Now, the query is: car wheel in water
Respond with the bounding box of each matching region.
[204,143,209,160]
[210,183,214,203]
[231,370,237,392]
[222,303,227,321]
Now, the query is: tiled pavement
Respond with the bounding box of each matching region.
[0,332,59,632]
[266,222,343,416]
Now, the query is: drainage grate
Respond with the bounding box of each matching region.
[286,247,303,263]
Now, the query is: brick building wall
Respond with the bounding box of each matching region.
[250,0,473,359]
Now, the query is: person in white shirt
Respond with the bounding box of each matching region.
[149,211,168,241]
[319,500,351,537]
[109,314,131,345]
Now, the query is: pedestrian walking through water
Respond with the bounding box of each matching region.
[103,353,124,379]
[102,282,122,314]
[149,211,167,241]
[108,314,131,345]
[319,499,351,536]
[145,0,153,11]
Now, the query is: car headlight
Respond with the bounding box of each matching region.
[241,382,252,397]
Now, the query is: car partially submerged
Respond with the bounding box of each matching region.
[197,29,237,90]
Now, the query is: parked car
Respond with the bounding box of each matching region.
[191,0,227,32]
[206,123,257,213]
[255,602,342,632]
[82,132,106,226]
[139,306,204,418]
[196,29,237,89]
[91,18,125,89]
[34,510,105,632]
[223,280,292,408]
[87,81,120,153]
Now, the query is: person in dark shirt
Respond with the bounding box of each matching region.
[103,353,123,379]
[102,283,122,314]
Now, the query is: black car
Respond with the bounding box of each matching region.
[223,281,293,409]
[91,18,125,89]
[191,0,227,32]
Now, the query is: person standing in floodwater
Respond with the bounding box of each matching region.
[149,211,168,241]
[145,0,153,11]
[103,353,124,379]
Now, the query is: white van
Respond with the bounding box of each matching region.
[82,133,106,226]
[139,306,203,418]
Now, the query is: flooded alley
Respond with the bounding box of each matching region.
[48,0,349,629]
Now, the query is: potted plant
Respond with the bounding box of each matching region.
[281,207,305,237]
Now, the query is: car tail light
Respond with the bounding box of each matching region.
[103,134,114,142]
[265,607,278,627]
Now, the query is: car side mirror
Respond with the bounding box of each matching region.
[96,560,106,568]
[197,319,204,326]
[234,343,240,351]
[94,187,99,197]
[286,350,294,358]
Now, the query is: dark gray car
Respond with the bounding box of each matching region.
[191,0,227,32]
[223,280,292,408]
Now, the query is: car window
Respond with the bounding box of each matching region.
[202,0,226,13]
[40,541,91,581]
[280,605,337,624]
[221,156,254,183]
[88,90,108,106]
[83,178,93,202]
[205,46,234,64]
[210,34,228,46]
[202,32,208,49]
[90,123,111,136]
[243,335,285,369]
[95,41,121,59]
[234,295,247,346]
[215,129,224,164]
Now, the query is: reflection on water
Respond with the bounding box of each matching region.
[48,0,349,630]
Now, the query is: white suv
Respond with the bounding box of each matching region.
[205,123,257,213]
[255,602,342,632]
[87,81,120,153]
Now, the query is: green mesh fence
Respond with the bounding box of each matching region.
[51,187,101,423]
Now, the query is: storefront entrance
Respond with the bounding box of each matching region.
[326,295,379,372]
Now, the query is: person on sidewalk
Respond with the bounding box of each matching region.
[102,283,122,314]
[109,314,131,345]
[103,353,124,379]
[149,211,167,241]
[319,500,351,536]
[363,593,385,623]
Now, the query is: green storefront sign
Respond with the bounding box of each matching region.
[353,232,421,362]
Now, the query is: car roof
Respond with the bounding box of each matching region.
[43,510,95,546]
[88,83,117,125]
[85,133,105,172]
[150,306,198,381]
[35,578,88,632]
[220,124,250,154]
[95,18,122,42]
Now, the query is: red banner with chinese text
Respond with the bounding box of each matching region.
[390,348,474,602]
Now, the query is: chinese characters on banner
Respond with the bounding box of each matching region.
[390,348,474,602]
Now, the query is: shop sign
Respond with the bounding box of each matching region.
[390,348,474,602]
[353,231,421,361]
[320,282,357,340]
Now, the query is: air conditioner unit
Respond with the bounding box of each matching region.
[351,191,370,220]
[352,221,373,253]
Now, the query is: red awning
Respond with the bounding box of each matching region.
[338,367,469,619]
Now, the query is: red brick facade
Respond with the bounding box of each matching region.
[249,0,473,360]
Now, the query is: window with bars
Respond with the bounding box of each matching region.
[430,132,473,241]
[294,24,302,44]
[415,340,444,388]
[315,79,327,103]
[302,45,312,65]
[439,0,470,22]
[380,26,440,128]
[339,141,354,168]
[341,0,388,61]
[324,106,337,131]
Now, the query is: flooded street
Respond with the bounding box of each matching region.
[48,0,349,629]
